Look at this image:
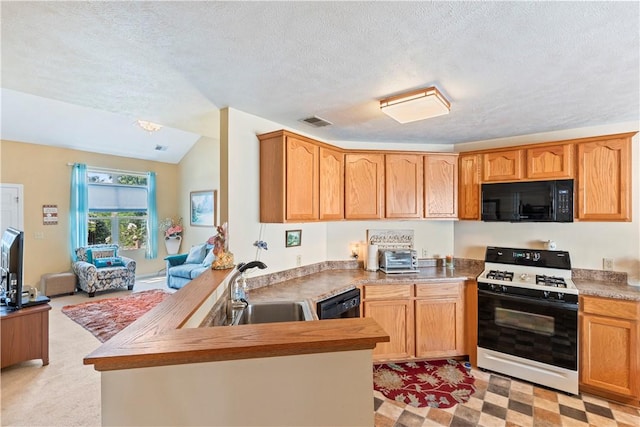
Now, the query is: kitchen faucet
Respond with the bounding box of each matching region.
[226,261,267,323]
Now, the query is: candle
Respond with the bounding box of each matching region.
[445,254,454,269]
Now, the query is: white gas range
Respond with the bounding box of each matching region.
[476,246,579,395]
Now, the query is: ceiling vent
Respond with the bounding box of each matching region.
[300,116,332,128]
[155,145,168,151]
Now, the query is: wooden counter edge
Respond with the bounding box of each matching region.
[83,268,390,372]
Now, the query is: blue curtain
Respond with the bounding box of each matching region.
[146,171,158,259]
[70,163,88,260]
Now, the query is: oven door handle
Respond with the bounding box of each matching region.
[478,288,578,311]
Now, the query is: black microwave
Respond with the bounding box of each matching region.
[481,179,574,222]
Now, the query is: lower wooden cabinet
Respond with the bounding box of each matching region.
[363,282,465,362]
[415,283,465,358]
[579,295,640,406]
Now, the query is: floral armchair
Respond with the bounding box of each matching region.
[72,244,136,297]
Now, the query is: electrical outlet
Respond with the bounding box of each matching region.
[421,248,428,257]
[296,255,302,267]
[603,258,614,271]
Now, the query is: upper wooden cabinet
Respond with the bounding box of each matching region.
[577,136,632,221]
[483,149,524,182]
[319,147,344,220]
[458,154,481,220]
[424,154,458,218]
[385,154,423,219]
[526,144,574,179]
[345,153,385,219]
[259,130,323,223]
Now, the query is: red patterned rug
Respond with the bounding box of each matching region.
[373,359,476,408]
[61,289,171,342]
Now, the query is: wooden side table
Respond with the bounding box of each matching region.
[1,304,51,368]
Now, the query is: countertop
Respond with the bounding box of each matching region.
[246,264,640,303]
[83,268,389,372]
[574,279,640,301]
[247,266,480,304]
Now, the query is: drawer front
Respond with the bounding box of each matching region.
[364,285,412,300]
[415,283,461,298]
[580,296,640,320]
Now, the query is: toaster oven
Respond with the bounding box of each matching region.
[378,249,419,274]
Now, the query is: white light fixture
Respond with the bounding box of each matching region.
[136,119,163,133]
[380,86,450,124]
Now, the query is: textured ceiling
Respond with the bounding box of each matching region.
[1,2,639,163]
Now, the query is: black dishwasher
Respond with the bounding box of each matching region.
[316,288,361,319]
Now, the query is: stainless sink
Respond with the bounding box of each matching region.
[231,301,314,325]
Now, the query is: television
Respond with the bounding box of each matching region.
[2,227,24,309]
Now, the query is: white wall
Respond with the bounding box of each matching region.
[454,123,640,284]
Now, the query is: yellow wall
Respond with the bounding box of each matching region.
[0,140,180,287]
[176,135,220,251]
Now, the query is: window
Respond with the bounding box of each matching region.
[87,170,148,250]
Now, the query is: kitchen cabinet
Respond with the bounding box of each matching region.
[424,154,458,218]
[363,282,466,362]
[319,147,344,220]
[259,130,319,222]
[579,295,639,406]
[385,154,423,218]
[482,149,524,182]
[344,153,385,219]
[526,143,574,179]
[458,154,481,220]
[258,130,344,222]
[576,135,632,221]
[415,283,464,358]
[363,285,414,360]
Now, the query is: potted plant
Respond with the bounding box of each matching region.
[160,216,183,254]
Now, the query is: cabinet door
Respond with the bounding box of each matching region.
[458,154,481,220]
[344,153,385,219]
[385,154,423,218]
[577,137,631,221]
[526,144,574,179]
[483,149,524,182]
[364,299,414,361]
[424,154,458,218]
[415,284,464,358]
[286,136,319,221]
[319,147,344,220]
[580,313,638,399]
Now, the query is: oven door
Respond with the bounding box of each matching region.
[477,285,578,371]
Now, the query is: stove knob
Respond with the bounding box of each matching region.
[557,293,564,300]
[519,273,528,281]
[543,291,550,299]
[501,285,508,293]
[489,284,497,291]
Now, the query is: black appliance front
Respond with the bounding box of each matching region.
[481,179,573,222]
[477,283,578,371]
[317,288,361,319]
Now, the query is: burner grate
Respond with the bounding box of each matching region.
[486,270,514,281]
[536,275,567,288]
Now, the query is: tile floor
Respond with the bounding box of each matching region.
[374,368,640,427]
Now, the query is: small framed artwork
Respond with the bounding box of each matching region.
[285,229,302,247]
[190,190,217,227]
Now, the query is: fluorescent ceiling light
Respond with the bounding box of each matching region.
[136,119,163,133]
[380,86,450,124]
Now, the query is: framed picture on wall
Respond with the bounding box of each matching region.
[190,190,217,227]
[285,229,302,247]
